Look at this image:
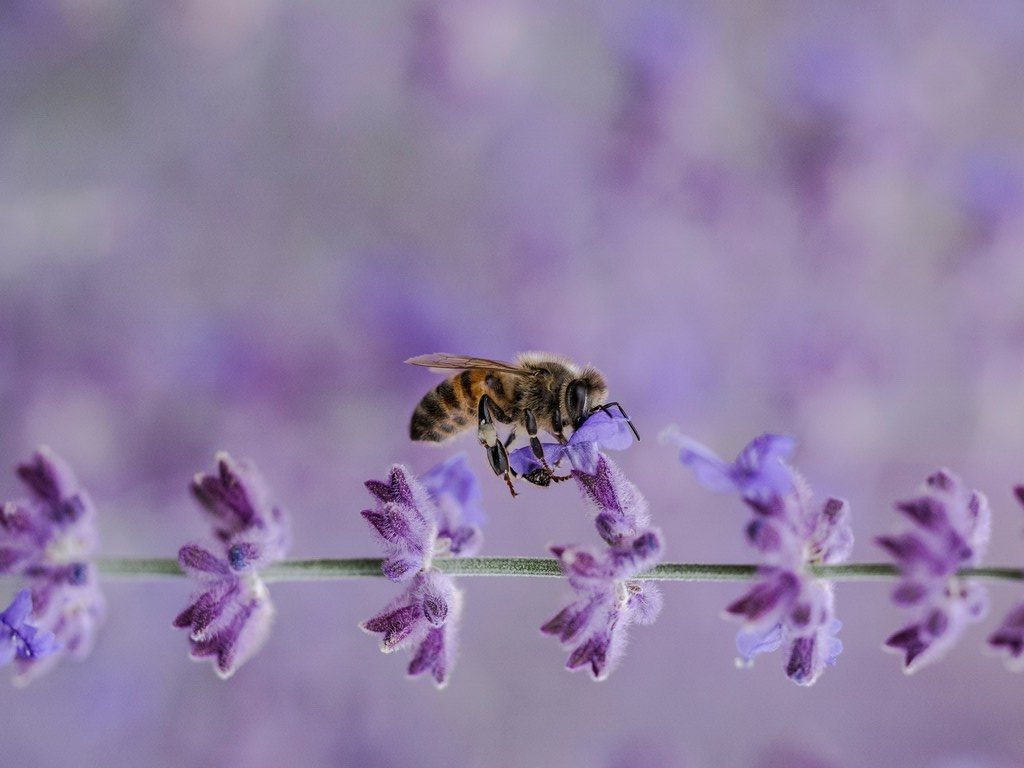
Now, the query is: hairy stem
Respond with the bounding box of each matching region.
[93,557,1024,583]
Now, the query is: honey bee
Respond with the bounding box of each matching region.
[406,353,638,496]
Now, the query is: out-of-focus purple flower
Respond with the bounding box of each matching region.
[0,448,105,684]
[660,427,796,502]
[670,431,852,685]
[191,452,291,568]
[360,460,483,689]
[0,589,59,668]
[418,453,483,557]
[987,485,1024,669]
[1,447,98,574]
[174,454,290,679]
[542,532,663,681]
[877,469,991,673]
[509,409,636,478]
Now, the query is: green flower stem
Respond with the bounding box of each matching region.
[93,557,1024,583]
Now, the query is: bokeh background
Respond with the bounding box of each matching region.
[3,1,1024,766]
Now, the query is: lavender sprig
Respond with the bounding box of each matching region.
[359,455,482,688]
[989,486,1024,668]
[173,453,291,678]
[0,589,59,667]
[663,429,853,686]
[877,469,990,673]
[520,410,664,680]
[0,447,105,685]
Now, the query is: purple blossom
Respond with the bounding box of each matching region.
[670,431,851,685]
[360,460,483,688]
[508,409,636,477]
[362,465,438,582]
[537,441,663,680]
[660,428,796,502]
[191,452,291,568]
[174,454,290,679]
[360,569,461,687]
[575,455,653,546]
[987,485,1024,669]
[542,533,663,681]
[0,589,59,668]
[0,448,105,684]
[877,469,991,673]
[418,453,483,557]
[1,447,99,574]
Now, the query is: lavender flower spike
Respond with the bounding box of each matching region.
[0,589,59,667]
[660,427,796,502]
[670,431,852,685]
[877,469,991,673]
[543,531,664,681]
[360,460,483,688]
[988,485,1024,669]
[1,448,105,684]
[174,454,291,679]
[191,452,291,567]
[362,465,438,582]
[538,437,664,679]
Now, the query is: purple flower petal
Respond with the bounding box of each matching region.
[0,589,59,667]
[661,428,796,501]
[572,455,651,545]
[569,409,636,453]
[736,623,784,664]
[362,465,439,581]
[879,469,991,674]
[362,570,463,686]
[419,453,485,527]
[191,453,291,564]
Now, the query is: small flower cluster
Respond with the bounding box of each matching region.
[0,447,104,684]
[512,410,664,680]
[359,454,483,688]
[663,429,853,685]
[173,453,292,678]
[989,486,1024,666]
[876,469,991,673]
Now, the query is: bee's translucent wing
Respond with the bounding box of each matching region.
[404,354,533,376]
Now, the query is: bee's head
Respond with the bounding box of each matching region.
[564,366,608,430]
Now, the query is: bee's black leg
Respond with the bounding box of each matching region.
[525,408,571,482]
[597,401,640,441]
[503,428,517,449]
[478,395,517,497]
[551,409,568,445]
[524,409,547,463]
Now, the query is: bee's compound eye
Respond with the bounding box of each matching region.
[567,379,589,426]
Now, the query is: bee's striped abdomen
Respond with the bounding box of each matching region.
[410,371,478,442]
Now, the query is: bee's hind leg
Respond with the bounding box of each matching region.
[478,395,518,497]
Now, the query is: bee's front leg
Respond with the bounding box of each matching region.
[597,401,640,441]
[478,395,517,497]
[524,408,571,482]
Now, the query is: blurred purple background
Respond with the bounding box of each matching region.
[3,1,1024,766]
